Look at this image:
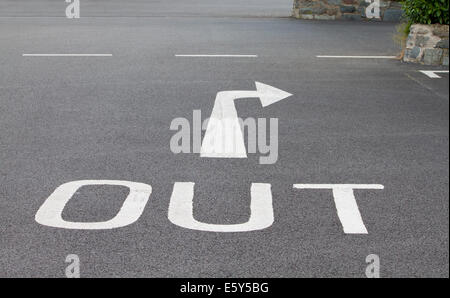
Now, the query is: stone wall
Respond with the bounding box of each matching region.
[293,0,403,21]
[403,24,449,66]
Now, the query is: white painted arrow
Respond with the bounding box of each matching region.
[200,82,292,158]
[420,70,449,78]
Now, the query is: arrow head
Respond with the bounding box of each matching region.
[255,81,292,107]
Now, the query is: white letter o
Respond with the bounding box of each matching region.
[35,180,152,230]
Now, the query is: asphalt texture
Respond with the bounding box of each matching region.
[0,0,449,277]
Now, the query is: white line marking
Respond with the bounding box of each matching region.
[316,55,396,59]
[175,54,258,58]
[419,70,449,78]
[23,54,112,57]
[294,184,384,189]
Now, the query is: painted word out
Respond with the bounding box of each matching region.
[35,180,384,234]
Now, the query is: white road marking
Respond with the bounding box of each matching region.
[294,184,384,189]
[33,181,385,233]
[175,54,258,58]
[316,55,396,59]
[23,54,112,57]
[293,184,384,234]
[200,81,292,158]
[35,180,152,230]
[168,182,273,232]
[419,70,449,78]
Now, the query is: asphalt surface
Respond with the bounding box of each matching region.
[0,1,449,278]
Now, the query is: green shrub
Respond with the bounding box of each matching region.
[402,0,449,25]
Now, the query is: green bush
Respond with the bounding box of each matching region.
[402,0,449,25]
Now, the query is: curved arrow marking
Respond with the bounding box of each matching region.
[200,82,292,158]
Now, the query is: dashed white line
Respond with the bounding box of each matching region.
[420,70,449,78]
[23,54,113,57]
[175,54,258,58]
[293,184,384,189]
[316,55,397,59]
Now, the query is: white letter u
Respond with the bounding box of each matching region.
[168,182,274,232]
